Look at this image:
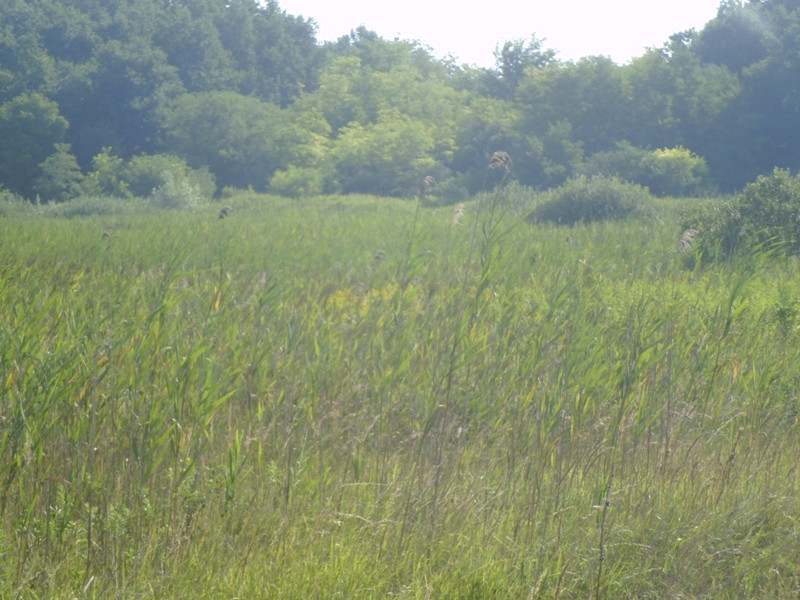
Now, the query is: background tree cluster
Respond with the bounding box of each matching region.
[1,0,800,201]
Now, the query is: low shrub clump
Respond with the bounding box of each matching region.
[528,174,652,225]
[682,168,800,261]
[581,142,712,197]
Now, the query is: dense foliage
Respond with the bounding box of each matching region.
[2,0,800,199]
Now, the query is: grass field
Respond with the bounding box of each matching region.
[1,190,800,598]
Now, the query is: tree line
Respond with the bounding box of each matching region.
[1,0,798,202]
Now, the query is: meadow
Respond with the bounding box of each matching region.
[1,189,800,599]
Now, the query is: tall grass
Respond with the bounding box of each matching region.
[1,193,799,598]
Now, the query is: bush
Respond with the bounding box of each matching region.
[33,143,84,202]
[80,149,216,202]
[644,147,711,197]
[528,174,651,225]
[269,165,331,197]
[126,154,215,199]
[581,142,711,197]
[679,199,741,262]
[683,168,800,260]
[150,170,204,210]
[80,148,131,198]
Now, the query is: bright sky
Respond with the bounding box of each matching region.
[278,0,723,66]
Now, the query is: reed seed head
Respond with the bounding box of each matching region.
[488,151,512,171]
[421,175,437,196]
[450,203,465,227]
[371,250,386,270]
[679,228,698,253]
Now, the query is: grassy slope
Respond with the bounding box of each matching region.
[1,193,799,599]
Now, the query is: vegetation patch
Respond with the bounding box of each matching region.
[580,142,712,197]
[682,168,800,261]
[528,174,652,225]
[2,190,800,598]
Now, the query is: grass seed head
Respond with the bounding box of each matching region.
[371,250,387,270]
[450,203,465,227]
[679,228,698,253]
[488,151,512,171]
[421,175,437,196]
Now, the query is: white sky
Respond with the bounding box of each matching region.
[279,0,723,66]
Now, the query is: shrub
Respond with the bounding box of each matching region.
[80,149,216,202]
[126,154,215,199]
[33,143,84,202]
[644,147,711,197]
[679,199,741,262]
[80,148,131,198]
[581,142,711,197]
[683,168,800,260]
[269,165,331,197]
[528,174,651,225]
[150,170,204,210]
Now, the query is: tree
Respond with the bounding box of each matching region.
[491,35,556,98]
[330,109,437,196]
[0,93,69,198]
[623,47,740,156]
[539,121,584,187]
[326,26,440,75]
[693,1,774,72]
[152,1,238,92]
[450,96,525,188]
[516,56,631,155]
[295,56,370,133]
[690,2,800,188]
[214,0,321,105]
[0,0,59,102]
[163,91,290,190]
